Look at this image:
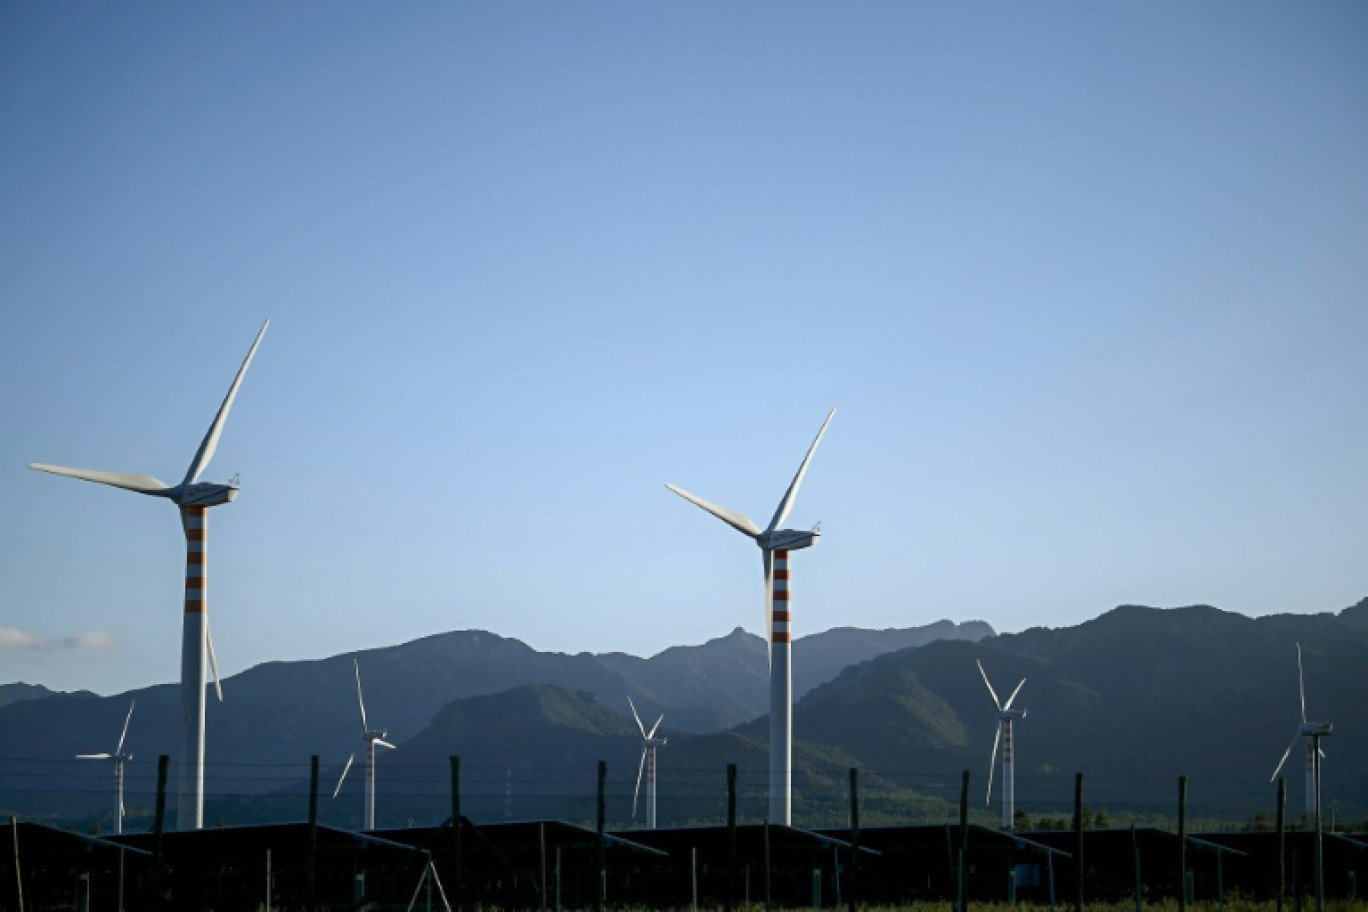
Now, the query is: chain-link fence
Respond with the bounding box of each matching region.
[5,754,1365,835]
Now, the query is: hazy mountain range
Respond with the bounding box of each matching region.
[3,603,1366,831]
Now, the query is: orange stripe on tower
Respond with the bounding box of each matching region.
[183,506,206,613]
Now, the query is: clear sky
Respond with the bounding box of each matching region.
[3,3,1366,697]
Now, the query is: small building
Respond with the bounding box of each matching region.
[1021,827,1246,904]
[1194,829,1368,902]
[2,820,153,912]
[112,821,431,909]
[817,824,1068,906]
[609,823,875,909]
[375,817,668,910]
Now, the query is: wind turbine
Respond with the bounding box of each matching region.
[76,700,136,835]
[665,407,835,826]
[32,319,268,830]
[1270,643,1333,912]
[627,696,666,829]
[976,659,1026,828]
[333,658,396,830]
[1270,643,1332,815]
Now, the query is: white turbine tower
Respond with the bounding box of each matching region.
[666,407,835,826]
[1270,643,1332,815]
[32,319,268,830]
[976,660,1026,828]
[76,700,136,835]
[333,659,396,830]
[628,696,666,829]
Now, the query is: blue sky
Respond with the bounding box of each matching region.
[3,3,1366,696]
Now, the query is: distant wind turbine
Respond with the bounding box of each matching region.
[1270,643,1332,815]
[628,696,666,829]
[333,659,396,830]
[976,659,1026,828]
[666,407,835,826]
[76,700,136,835]
[32,319,269,829]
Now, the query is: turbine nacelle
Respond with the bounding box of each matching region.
[1300,721,1333,737]
[172,481,240,508]
[759,528,820,552]
[999,708,1027,721]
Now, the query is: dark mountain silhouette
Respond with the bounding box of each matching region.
[7,604,1365,830]
[0,619,984,825]
[796,603,1368,820]
[0,682,61,710]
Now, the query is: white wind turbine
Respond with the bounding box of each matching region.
[76,700,136,835]
[32,319,268,830]
[1270,643,1332,815]
[333,659,396,830]
[666,407,835,826]
[976,659,1026,828]
[628,696,666,829]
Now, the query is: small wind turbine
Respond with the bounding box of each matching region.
[627,696,666,829]
[977,659,1026,829]
[1270,643,1332,815]
[32,319,268,830]
[333,659,395,830]
[76,700,136,834]
[1270,643,1333,912]
[666,407,835,826]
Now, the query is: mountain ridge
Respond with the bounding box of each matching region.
[5,604,1366,830]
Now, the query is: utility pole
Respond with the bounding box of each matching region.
[848,768,859,912]
[1178,775,1187,912]
[451,755,463,911]
[596,761,606,912]
[958,770,969,912]
[308,755,319,912]
[727,764,737,912]
[1276,778,1286,912]
[1073,773,1084,912]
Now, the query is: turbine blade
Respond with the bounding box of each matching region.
[205,616,223,702]
[976,660,1002,711]
[333,751,356,798]
[1004,678,1026,711]
[627,695,647,738]
[665,484,761,538]
[375,739,397,750]
[182,318,269,486]
[648,715,664,740]
[986,724,1000,804]
[1270,732,1300,781]
[28,464,171,495]
[116,700,135,754]
[77,753,113,760]
[633,748,647,819]
[354,659,368,731]
[1297,642,1307,724]
[765,407,835,533]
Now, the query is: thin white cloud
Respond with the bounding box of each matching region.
[0,628,50,651]
[62,631,119,653]
[0,628,119,653]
